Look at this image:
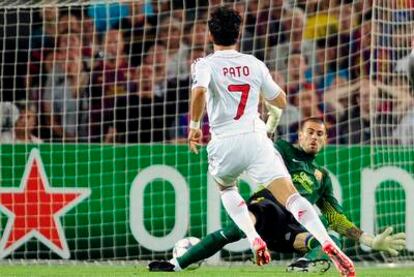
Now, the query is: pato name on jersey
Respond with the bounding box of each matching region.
[222,66,250,77]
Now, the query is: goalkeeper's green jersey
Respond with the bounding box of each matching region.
[274,139,358,238]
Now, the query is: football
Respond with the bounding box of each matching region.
[172,237,203,269]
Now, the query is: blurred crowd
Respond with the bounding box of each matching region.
[1,0,413,145]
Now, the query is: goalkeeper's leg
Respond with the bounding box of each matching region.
[267,179,355,276]
[303,234,341,261]
[173,223,244,270]
[287,232,341,273]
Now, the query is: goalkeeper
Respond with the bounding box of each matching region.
[149,107,406,273]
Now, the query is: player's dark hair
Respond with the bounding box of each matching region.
[208,6,241,46]
[299,117,327,132]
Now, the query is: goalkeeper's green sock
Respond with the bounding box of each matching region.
[304,234,341,261]
[174,223,244,270]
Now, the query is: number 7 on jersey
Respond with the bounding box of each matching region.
[228,84,251,120]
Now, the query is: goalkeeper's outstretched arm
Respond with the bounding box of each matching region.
[318,174,406,256]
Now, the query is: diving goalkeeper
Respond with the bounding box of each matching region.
[149,110,406,273]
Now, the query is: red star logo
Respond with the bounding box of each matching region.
[0,149,90,259]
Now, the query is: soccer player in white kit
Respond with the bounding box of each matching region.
[187,6,355,276]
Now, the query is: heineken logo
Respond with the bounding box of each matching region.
[0,149,91,259]
[0,146,412,259]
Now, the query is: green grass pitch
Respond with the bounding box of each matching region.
[0,264,413,277]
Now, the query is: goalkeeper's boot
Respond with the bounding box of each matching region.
[286,258,330,273]
[251,237,271,266]
[148,261,175,272]
[322,242,355,277]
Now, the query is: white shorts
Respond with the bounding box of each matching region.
[207,132,290,186]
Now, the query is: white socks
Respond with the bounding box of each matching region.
[169,258,182,272]
[220,186,259,244]
[285,193,334,246]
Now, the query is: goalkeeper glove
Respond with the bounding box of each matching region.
[264,101,283,134]
[359,227,406,256]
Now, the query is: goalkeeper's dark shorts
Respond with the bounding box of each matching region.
[247,188,306,253]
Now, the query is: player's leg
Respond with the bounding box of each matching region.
[207,135,270,265]
[149,223,244,272]
[246,194,329,274]
[217,183,270,266]
[266,178,334,246]
[287,232,341,273]
[266,178,355,276]
[247,137,354,276]
[218,184,260,245]
[247,192,331,273]
[301,233,341,261]
[175,223,244,270]
[247,136,335,248]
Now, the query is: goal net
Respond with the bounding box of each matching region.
[0,0,413,265]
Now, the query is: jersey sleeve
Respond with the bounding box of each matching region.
[259,61,282,101]
[316,171,362,240]
[191,58,211,90]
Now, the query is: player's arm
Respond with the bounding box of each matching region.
[188,87,206,154]
[264,101,283,135]
[190,88,206,123]
[316,192,361,241]
[317,173,406,256]
[188,59,210,154]
[258,63,286,135]
[266,90,287,109]
[259,61,287,109]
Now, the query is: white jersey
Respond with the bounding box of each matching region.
[191,49,282,137]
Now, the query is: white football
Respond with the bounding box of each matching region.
[172,237,202,269]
